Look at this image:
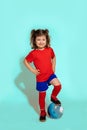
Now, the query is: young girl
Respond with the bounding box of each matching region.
[24,29,62,122]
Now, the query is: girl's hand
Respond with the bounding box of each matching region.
[32,69,40,75]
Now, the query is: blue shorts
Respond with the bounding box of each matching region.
[36,74,57,92]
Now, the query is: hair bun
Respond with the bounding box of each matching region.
[31,29,36,35]
[45,29,49,33]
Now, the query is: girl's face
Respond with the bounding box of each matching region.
[35,35,46,49]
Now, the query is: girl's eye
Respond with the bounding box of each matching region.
[42,39,46,41]
[37,39,40,41]
[37,39,46,41]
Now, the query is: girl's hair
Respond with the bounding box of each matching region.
[30,29,50,49]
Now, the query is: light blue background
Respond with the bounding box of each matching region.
[0,0,87,130]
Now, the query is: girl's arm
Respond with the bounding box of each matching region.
[51,56,56,73]
[24,59,40,75]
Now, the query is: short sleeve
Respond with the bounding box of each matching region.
[50,48,55,58]
[25,51,34,63]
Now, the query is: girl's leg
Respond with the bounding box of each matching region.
[50,78,62,105]
[39,91,46,121]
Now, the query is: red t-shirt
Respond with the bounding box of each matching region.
[25,47,55,82]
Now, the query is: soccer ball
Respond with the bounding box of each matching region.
[48,103,63,119]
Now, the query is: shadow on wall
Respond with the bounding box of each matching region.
[15,57,39,115]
